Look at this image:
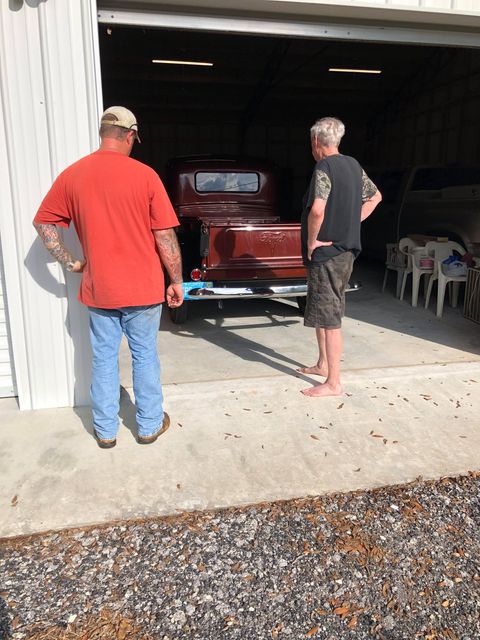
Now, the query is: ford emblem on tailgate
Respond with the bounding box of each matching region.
[258,231,287,255]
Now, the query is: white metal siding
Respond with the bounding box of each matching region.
[0,0,101,409]
[0,243,16,398]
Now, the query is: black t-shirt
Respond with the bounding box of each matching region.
[301,154,377,265]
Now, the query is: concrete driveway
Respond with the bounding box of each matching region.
[1,262,479,537]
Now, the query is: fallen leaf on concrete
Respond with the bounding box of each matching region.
[306,626,319,637]
[11,495,18,507]
[310,435,320,441]
[337,403,344,410]
[354,468,361,472]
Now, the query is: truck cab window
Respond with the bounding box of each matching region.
[195,172,259,193]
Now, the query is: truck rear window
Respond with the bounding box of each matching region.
[195,172,259,193]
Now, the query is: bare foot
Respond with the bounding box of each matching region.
[296,365,328,377]
[301,383,343,397]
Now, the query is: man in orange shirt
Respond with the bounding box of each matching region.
[33,106,183,448]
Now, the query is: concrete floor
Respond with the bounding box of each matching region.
[1,262,480,538]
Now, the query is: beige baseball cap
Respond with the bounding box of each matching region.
[100,106,141,142]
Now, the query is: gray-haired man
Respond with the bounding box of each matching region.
[298,117,382,397]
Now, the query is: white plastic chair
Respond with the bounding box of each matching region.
[410,245,435,307]
[424,241,467,318]
[398,237,421,301]
[382,242,408,298]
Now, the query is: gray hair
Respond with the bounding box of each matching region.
[310,117,345,147]
[99,123,130,141]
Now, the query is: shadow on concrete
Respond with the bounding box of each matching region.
[73,386,138,442]
[158,259,479,384]
[118,386,139,438]
[162,298,316,382]
[347,259,480,357]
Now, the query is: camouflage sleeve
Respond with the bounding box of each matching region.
[313,169,331,201]
[362,170,378,202]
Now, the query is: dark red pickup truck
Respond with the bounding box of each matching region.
[166,156,308,323]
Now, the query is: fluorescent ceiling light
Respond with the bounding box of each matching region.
[329,68,382,74]
[152,59,213,67]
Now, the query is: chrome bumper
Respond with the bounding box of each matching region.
[184,282,361,301]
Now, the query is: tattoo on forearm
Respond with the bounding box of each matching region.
[154,229,183,283]
[34,223,74,266]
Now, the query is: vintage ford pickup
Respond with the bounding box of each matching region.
[166,156,308,323]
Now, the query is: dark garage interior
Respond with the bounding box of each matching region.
[98,24,480,262]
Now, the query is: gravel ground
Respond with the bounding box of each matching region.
[1,474,480,640]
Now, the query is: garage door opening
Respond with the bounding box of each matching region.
[97,21,480,328]
[98,23,480,242]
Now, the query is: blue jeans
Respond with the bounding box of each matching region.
[88,304,163,440]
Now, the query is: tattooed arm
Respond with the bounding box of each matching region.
[33,223,84,272]
[153,228,184,308]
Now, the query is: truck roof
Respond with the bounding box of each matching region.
[166,155,277,173]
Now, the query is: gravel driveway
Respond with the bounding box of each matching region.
[1,474,479,640]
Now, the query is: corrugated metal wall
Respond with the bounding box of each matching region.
[369,48,480,166]
[0,242,16,397]
[0,0,101,409]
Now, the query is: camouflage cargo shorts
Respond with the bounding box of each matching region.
[304,252,354,329]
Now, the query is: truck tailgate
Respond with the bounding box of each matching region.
[201,218,305,280]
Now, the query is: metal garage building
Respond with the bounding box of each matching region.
[0,0,479,410]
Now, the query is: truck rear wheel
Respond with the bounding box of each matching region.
[169,302,189,324]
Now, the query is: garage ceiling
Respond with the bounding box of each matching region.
[99,25,454,129]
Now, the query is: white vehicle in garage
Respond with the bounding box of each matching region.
[362,165,480,260]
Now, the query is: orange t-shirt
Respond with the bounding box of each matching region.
[34,150,179,308]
